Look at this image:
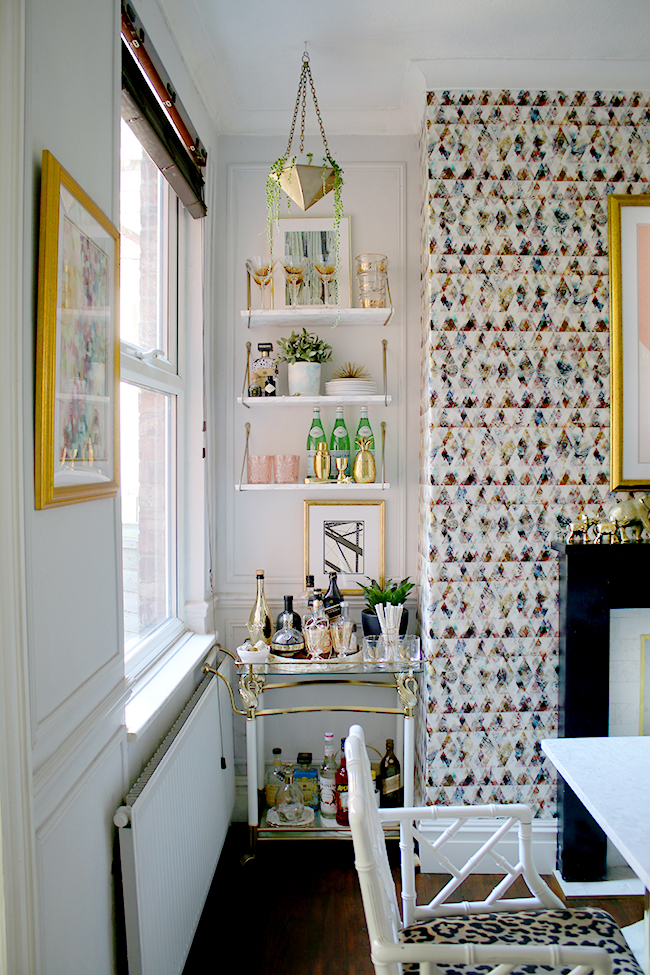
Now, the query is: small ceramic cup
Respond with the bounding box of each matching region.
[247,455,273,484]
[273,454,300,483]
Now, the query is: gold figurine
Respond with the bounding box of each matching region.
[353,436,376,483]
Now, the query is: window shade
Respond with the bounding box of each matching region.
[121,37,207,218]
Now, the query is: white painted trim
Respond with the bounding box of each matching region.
[418,820,558,876]
[0,1,37,970]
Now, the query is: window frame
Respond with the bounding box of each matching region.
[119,138,191,681]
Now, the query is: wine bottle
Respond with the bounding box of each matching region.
[319,732,337,823]
[323,571,342,623]
[306,408,327,478]
[379,738,403,807]
[249,569,273,644]
[329,406,350,478]
[335,737,349,826]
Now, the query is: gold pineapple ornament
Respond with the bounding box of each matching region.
[353,436,376,483]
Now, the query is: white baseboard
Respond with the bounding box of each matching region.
[417,820,558,875]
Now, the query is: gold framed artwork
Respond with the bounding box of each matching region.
[608,193,650,490]
[35,150,120,509]
[304,499,385,595]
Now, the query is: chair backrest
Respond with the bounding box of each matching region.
[346,725,403,958]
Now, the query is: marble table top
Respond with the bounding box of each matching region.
[542,736,650,890]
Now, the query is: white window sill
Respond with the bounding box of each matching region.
[125,631,218,741]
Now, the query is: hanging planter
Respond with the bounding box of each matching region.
[266,51,344,319]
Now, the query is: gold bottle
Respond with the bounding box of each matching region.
[353,436,376,483]
[314,442,331,481]
[248,569,273,644]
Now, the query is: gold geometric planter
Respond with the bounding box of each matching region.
[273,162,335,212]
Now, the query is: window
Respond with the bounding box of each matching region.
[120,119,186,673]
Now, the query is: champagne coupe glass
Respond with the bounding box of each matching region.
[246,256,276,310]
[313,253,337,306]
[281,254,309,306]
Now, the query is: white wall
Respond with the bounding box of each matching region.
[211,134,421,770]
[0,0,221,970]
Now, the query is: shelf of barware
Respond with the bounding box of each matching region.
[235,482,391,491]
[237,394,392,407]
[241,307,393,328]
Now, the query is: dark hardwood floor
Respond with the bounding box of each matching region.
[183,824,644,975]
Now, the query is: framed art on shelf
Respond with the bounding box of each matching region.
[609,193,650,490]
[273,216,351,309]
[304,499,385,595]
[34,150,120,509]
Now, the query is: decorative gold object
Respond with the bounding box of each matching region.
[595,519,621,544]
[565,493,650,544]
[608,496,650,541]
[314,442,331,481]
[335,457,354,483]
[566,512,597,544]
[353,436,376,483]
[332,362,371,381]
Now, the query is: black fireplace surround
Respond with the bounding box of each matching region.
[553,542,650,881]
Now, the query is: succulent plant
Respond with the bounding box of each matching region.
[357,577,415,613]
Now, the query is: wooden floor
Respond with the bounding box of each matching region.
[183,824,644,975]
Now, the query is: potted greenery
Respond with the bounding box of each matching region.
[277,328,333,396]
[358,577,415,636]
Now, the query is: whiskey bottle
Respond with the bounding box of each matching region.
[303,596,332,659]
[306,408,327,478]
[323,571,342,623]
[249,342,277,397]
[379,738,403,807]
[329,406,350,477]
[264,748,284,808]
[319,732,337,823]
[248,569,273,644]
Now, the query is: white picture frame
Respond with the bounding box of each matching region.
[304,499,385,595]
[273,216,351,309]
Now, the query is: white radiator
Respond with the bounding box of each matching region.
[114,668,233,975]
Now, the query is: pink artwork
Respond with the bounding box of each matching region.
[56,213,110,474]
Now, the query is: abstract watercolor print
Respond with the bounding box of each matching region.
[56,212,110,474]
[638,223,650,464]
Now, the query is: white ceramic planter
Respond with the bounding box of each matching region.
[288,361,322,396]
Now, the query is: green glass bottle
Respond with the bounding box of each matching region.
[355,406,375,460]
[329,407,350,478]
[306,408,327,478]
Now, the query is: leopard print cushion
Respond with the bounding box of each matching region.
[401,907,643,975]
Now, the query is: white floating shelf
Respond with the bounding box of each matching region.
[240,307,392,328]
[237,394,391,406]
[235,482,390,491]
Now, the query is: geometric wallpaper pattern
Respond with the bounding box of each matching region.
[419,90,650,816]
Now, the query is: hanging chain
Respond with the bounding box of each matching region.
[283,51,331,162]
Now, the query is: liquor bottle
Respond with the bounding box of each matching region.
[265,748,284,808]
[355,406,375,457]
[294,752,319,809]
[295,575,315,625]
[306,408,327,478]
[319,732,337,823]
[379,738,403,807]
[329,406,350,478]
[248,569,273,644]
[303,596,332,659]
[275,764,305,823]
[249,342,277,397]
[270,616,306,658]
[335,737,349,826]
[276,594,302,632]
[323,571,342,623]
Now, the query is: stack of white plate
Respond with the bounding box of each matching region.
[325,379,377,396]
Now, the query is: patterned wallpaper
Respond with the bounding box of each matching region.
[420,90,650,816]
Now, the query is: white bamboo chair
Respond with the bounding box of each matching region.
[345,725,642,975]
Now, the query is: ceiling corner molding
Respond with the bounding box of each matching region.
[415,57,650,93]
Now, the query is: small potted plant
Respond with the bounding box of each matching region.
[358,577,415,636]
[277,328,333,396]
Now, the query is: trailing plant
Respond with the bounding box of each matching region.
[276,328,333,364]
[357,577,415,614]
[266,155,293,256]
